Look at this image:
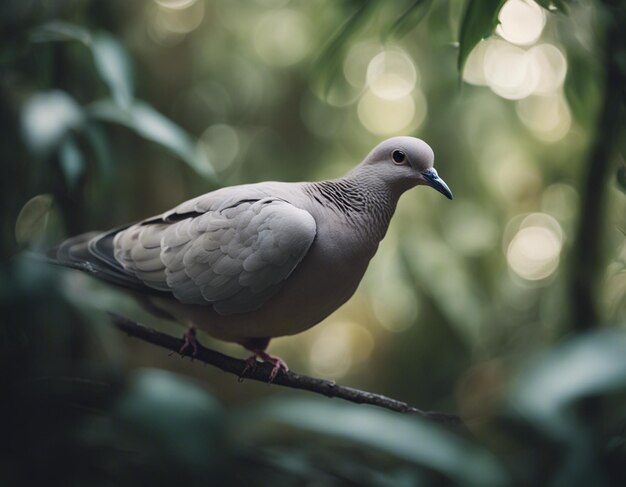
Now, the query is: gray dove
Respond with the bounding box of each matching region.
[54,136,452,379]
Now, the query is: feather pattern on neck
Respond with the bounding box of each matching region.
[305,178,397,243]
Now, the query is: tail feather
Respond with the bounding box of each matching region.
[52,231,100,262]
[50,230,168,296]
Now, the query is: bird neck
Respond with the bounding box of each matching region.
[305,174,398,243]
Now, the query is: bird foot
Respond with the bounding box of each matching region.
[240,351,289,382]
[176,327,198,358]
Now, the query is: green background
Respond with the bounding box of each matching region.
[2,0,626,485]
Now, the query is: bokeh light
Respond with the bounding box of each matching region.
[478,41,568,100]
[155,0,204,34]
[506,213,563,281]
[528,44,567,95]
[516,92,572,142]
[147,1,204,46]
[357,90,426,135]
[308,321,374,379]
[462,40,489,86]
[350,46,425,134]
[366,48,418,100]
[496,0,546,46]
[464,7,567,105]
[483,40,537,100]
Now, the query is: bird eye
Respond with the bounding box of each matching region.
[392,150,406,164]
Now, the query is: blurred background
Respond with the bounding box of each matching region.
[2,0,626,485]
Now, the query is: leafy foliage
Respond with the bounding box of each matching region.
[242,398,508,486]
[312,0,379,98]
[457,0,506,72]
[31,21,134,108]
[385,0,434,41]
[88,99,214,179]
[2,0,626,485]
[512,330,626,437]
[24,21,214,182]
[3,262,626,485]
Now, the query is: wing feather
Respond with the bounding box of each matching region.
[113,195,316,315]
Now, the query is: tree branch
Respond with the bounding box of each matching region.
[108,312,463,427]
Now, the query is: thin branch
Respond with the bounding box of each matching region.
[108,312,463,427]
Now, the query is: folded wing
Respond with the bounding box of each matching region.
[112,196,316,315]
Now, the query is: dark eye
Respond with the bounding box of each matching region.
[392,150,406,164]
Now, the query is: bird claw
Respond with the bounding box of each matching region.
[265,355,289,382]
[239,355,259,381]
[176,328,198,358]
[239,351,289,383]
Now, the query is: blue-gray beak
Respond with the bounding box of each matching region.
[421,168,453,200]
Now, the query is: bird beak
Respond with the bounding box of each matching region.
[421,168,453,200]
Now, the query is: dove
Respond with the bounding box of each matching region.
[53,136,452,380]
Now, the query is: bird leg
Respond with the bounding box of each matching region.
[241,350,289,382]
[259,351,289,381]
[178,327,198,357]
[239,338,289,382]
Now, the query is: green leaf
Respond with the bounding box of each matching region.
[30,20,92,45]
[511,330,626,437]
[458,0,506,74]
[564,49,602,124]
[244,398,508,487]
[15,194,53,246]
[20,91,84,155]
[31,22,134,108]
[88,99,215,179]
[116,369,226,470]
[385,0,433,41]
[91,33,133,108]
[312,0,378,98]
[59,136,85,190]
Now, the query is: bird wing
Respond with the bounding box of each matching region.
[111,193,317,316]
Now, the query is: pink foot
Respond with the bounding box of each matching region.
[178,328,198,357]
[240,355,259,380]
[260,352,289,382]
[240,351,289,382]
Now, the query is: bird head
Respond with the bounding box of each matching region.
[359,136,453,199]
